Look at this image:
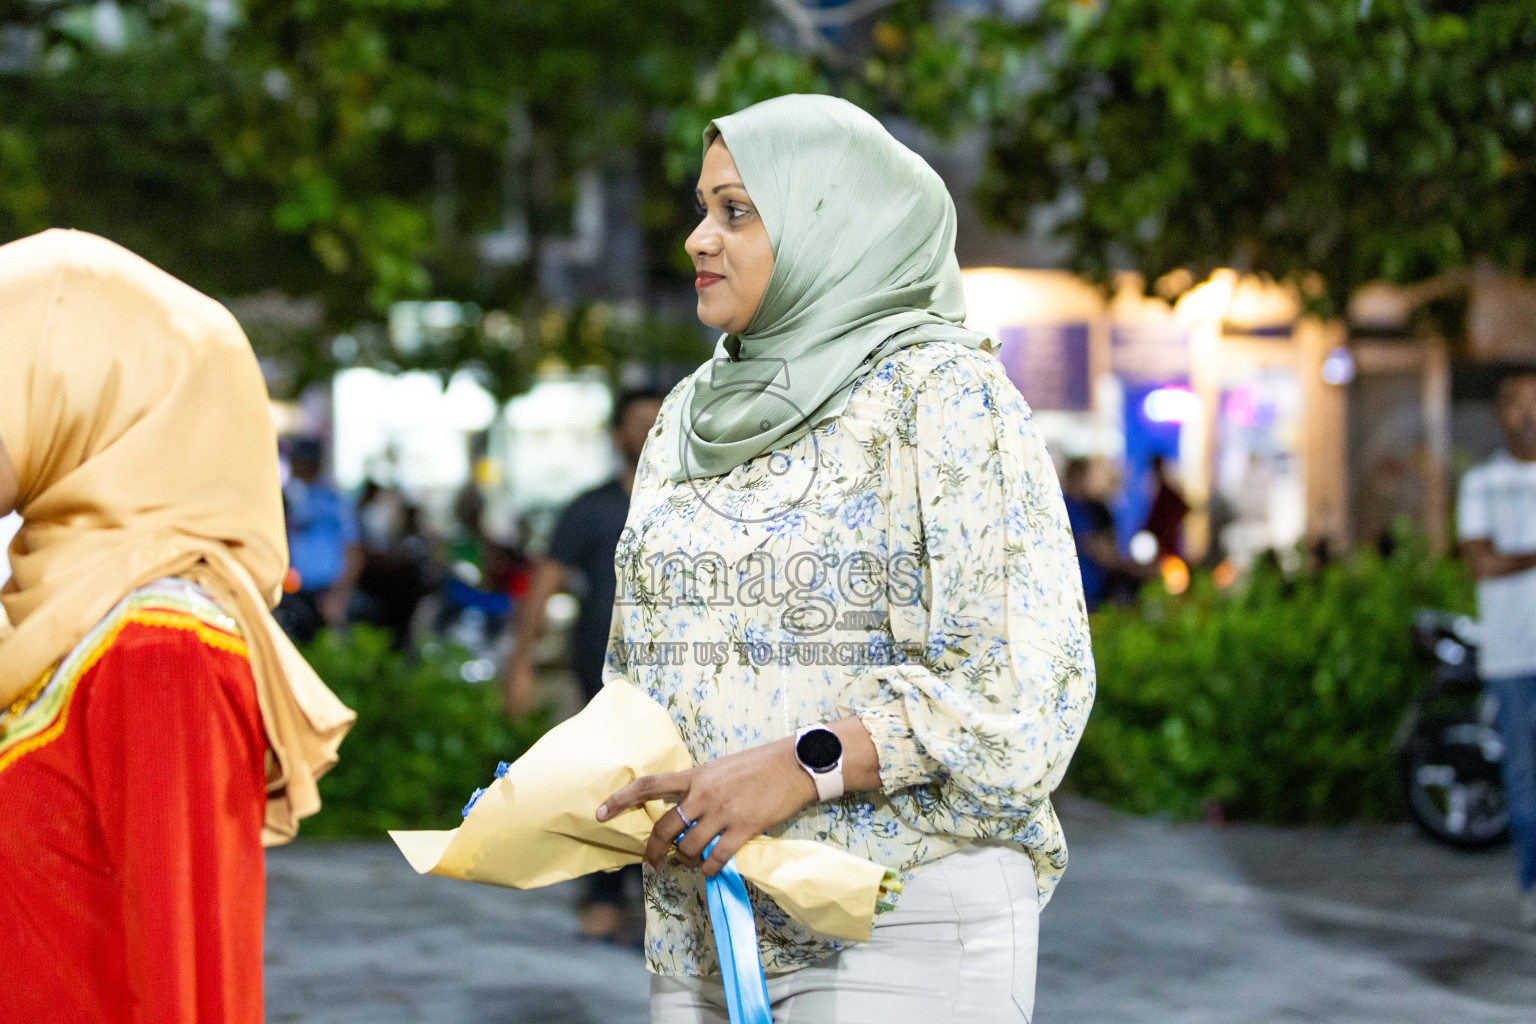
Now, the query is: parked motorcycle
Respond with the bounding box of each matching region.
[1393,609,1509,849]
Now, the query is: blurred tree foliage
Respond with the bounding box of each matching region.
[680,1,1536,316]
[664,3,1003,186]
[12,1,1531,376]
[0,0,751,387]
[972,0,1536,316]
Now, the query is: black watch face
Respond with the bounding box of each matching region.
[797,728,842,772]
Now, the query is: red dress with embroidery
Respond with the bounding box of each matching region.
[0,581,268,1024]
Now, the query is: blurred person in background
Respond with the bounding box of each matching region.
[274,437,362,644]
[434,470,527,653]
[443,431,528,598]
[352,480,431,646]
[1143,453,1190,559]
[0,230,353,1024]
[1458,372,1536,929]
[1061,457,1152,611]
[501,386,665,944]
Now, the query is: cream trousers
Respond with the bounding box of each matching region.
[650,842,1039,1024]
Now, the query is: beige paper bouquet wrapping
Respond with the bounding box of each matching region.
[390,680,888,943]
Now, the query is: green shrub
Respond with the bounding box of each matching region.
[1072,531,1475,824]
[299,626,551,837]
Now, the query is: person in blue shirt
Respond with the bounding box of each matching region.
[275,437,361,644]
[1061,457,1148,611]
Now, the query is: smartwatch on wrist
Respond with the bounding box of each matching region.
[794,725,845,802]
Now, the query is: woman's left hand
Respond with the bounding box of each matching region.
[596,737,818,877]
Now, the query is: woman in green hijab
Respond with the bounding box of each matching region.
[597,94,1095,1022]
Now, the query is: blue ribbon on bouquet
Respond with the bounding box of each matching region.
[701,836,772,1024]
[673,821,770,1024]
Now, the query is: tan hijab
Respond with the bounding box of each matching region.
[0,229,354,845]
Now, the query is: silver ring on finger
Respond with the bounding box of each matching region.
[673,806,697,845]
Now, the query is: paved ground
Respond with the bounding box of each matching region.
[1035,798,1536,1023]
[265,795,1536,1023]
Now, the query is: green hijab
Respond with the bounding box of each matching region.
[664,93,992,482]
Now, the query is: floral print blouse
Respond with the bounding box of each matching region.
[606,340,1096,977]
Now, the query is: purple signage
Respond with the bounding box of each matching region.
[995,323,1092,412]
[1110,322,1191,385]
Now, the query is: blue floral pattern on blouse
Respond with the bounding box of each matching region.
[607,341,1096,977]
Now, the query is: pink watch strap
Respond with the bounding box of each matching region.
[809,764,845,802]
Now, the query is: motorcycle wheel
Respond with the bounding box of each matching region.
[1398,722,1510,849]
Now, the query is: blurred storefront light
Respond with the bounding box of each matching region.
[1223,386,1257,428]
[1129,531,1160,565]
[1174,273,1235,322]
[442,372,499,431]
[961,267,1104,343]
[1142,385,1202,424]
[959,267,1117,461]
[1160,555,1191,595]
[500,368,616,533]
[332,367,498,494]
[388,300,472,355]
[545,592,579,627]
[1321,346,1356,386]
[957,265,1336,568]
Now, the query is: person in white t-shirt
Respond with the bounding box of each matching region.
[1458,373,1536,929]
